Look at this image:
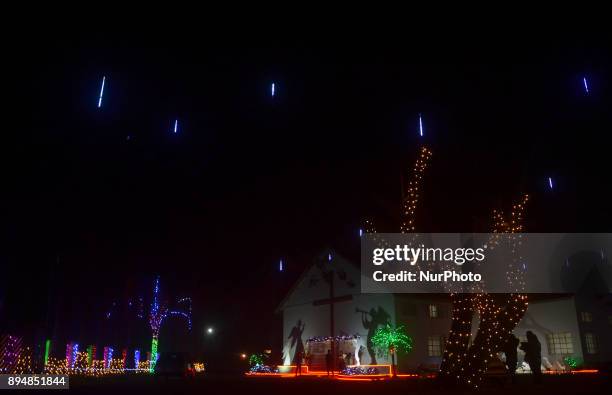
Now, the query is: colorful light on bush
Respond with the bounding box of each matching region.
[103,347,113,369]
[44,340,51,366]
[66,343,78,369]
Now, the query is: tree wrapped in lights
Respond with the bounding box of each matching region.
[364,144,531,387]
[364,145,431,375]
[364,146,433,249]
[439,194,530,389]
[148,276,192,372]
[400,146,432,233]
[371,324,413,377]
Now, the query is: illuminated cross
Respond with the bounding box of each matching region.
[312,259,355,375]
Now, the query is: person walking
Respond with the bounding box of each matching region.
[295,351,303,377]
[503,334,519,383]
[325,349,333,376]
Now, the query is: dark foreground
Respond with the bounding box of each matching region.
[66,374,612,395]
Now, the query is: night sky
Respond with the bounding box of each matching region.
[1,35,611,365]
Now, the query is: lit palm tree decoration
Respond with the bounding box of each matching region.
[148,276,192,372]
[371,324,413,377]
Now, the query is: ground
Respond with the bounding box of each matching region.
[66,374,611,394]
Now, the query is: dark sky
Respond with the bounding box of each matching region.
[1,35,612,362]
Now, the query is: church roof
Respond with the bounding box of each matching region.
[275,250,361,313]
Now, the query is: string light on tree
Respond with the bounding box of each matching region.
[400,146,433,233]
[148,277,192,371]
[440,194,530,389]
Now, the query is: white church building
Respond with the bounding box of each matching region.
[277,252,612,373]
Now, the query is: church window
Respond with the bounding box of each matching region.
[427,336,442,356]
[585,333,598,354]
[428,304,438,318]
[546,332,574,355]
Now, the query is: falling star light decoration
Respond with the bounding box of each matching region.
[419,113,424,137]
[359,228,363,237]
[97,76,106,108]
[583,76,589,94]
[548,177,554,190]
[279,259,283,272]
[271,82,276,97]
[173,119,178,134]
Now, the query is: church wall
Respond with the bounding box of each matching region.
[573,293,612,366]
[281,293,396,367]
[513,297,584,369]
[394,296,452,371]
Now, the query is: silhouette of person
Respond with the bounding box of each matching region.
[338,353,347,371]
[345,352,352,367]
[358,345,365,365]
[520,331,542,384]
[295,351,303,377]
[325,349,333,376]
[288,320,305,364]
[503,334,520,383]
